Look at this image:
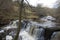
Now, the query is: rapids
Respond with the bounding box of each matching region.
[0,16,57,40]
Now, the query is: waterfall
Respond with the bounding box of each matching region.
[18,16,56,40]
[32,28,45,40]
[0,16,57,40]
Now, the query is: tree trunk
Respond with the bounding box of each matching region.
[14,0,24,40]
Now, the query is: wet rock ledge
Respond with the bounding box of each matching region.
[0,19,13,27]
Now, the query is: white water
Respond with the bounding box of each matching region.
[0,30,4,33]
[3,20,18,30]
[19,30,35,40]
[2,16,56,40]
[6,35,13,40]
[30,16,56,28]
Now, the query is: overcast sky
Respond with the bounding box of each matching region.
[27,0,57,8]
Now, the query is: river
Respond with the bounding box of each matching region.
[0,16,58,40]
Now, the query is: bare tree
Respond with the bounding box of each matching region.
[14,0,24,40]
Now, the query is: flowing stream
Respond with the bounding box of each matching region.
[0,16,56,40]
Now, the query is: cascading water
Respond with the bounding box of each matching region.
[32,28,45,40]
[18,16,56,40]
[0,16,56,40]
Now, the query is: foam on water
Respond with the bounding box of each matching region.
[0,30,4,33]
[6,35,13,40]
[4,16,56,40]
[19,30,35,40]
[29,16,56,28]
